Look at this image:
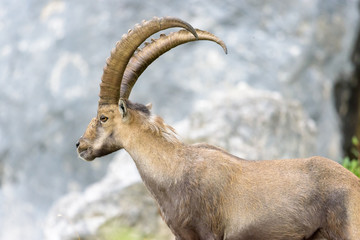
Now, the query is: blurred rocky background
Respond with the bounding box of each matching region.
[1,0,359,239]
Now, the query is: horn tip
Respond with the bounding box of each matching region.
[194,31,199,40]
[189,28,199,40]
[223,45,228,54]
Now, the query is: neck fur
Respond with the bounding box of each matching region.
[122,119,185,192]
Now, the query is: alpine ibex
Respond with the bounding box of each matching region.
[76,17,360,240]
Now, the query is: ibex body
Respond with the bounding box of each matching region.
[77,17,360,240]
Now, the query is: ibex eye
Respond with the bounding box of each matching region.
[100,115,108,123]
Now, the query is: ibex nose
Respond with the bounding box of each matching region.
[76,141,80,148]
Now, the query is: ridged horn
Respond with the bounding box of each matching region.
[98,17,198,106]
[120,29,227,99]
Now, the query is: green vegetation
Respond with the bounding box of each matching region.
[99,226,147,240]
[96,216,172,240]
[342,136,360,178]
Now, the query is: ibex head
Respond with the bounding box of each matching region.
[76,17,227,161]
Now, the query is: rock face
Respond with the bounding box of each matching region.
[178,82,317,160]
[0,0,358,239]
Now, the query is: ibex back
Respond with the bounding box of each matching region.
[76,17,360,240]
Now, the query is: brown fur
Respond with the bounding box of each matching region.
[77,102,360,240]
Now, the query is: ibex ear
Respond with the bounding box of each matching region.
[146,103,152,110]
[119,99,128,119]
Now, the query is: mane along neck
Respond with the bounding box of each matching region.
[125,100,180,144]
[146,114,180,144]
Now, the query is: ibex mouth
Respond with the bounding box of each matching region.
[78,148,96,161]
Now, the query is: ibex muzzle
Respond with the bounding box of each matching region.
[77,17,360,240]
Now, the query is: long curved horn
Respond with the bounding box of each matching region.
[99,17,198,106]
[120,29,227,99]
